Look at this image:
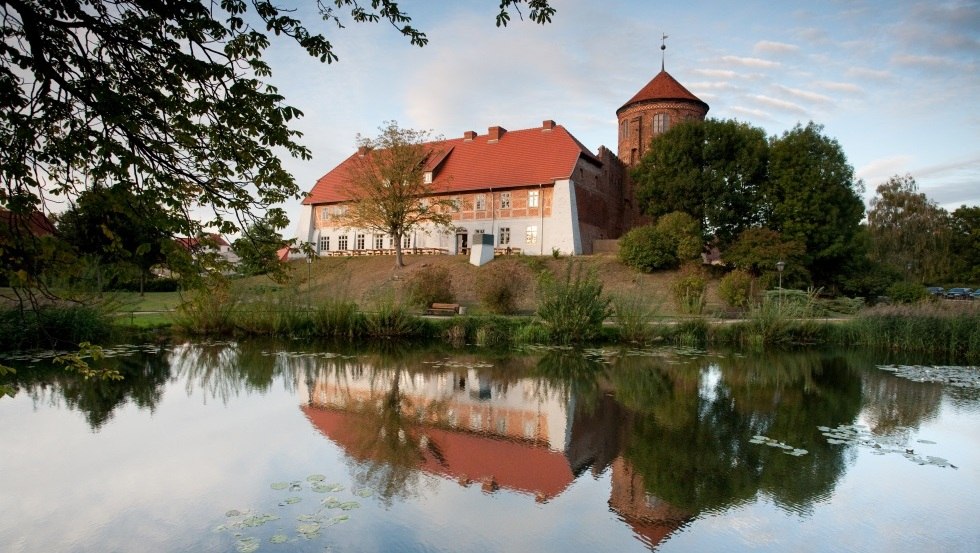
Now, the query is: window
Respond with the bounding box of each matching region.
[499,227,510,245]
[318,235,330,252]
[654,113,670,134]
[621,120,628,139]
[319,207,329,221]
[475,194,486,211]
[338,235,348,250]
[525,225,538,244]
[500,192,511,209]
[374,234,384,249]
[452,196,461,210]
[355,234,365,250]
[528,190,539,208]
[423,171,433,184]
[474,229,485,236]
[402,234,411,249]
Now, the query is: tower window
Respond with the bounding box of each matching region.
[654,113,670,134]
[620,120,628,139]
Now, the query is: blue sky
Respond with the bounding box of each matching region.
[259,0,979,237]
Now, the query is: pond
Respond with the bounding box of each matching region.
[1,341,978,552]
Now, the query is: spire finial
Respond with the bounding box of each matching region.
[661,33,668,71]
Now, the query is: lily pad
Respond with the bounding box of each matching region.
[326,514,350,525]
[270,482,289,490]
[226,509,243,517]
[270,534,289,544]
[279,497,302,506]
[236,537,260,553]
[338,501,360,510]
[297,522,321,538]
[306,474,326,482]
[354,488,374,498]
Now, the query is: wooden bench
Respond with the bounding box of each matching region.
[426,303,460,316]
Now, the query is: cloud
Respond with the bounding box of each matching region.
[753,40,799,55]
[720,55,781,69]
[772,85,832,105]
[693,68,738,79]
[845,67,892,81]
[814,80,863,94]
[891,54,958,70]
[856,155,914,185]
[750,95,808,115]
[730,106,774,121]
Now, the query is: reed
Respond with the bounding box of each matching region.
[837,301,980,361]
[0,304,112,350]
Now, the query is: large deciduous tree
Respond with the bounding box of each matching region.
[949,205,980,282]
[632,118,769,246]
[766,122,865,286]
[867,174,951,283]
[338,122,456,267]
[0,0,555,291]
[233,216,286,277]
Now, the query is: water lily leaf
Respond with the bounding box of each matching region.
[306,474,326,482]
[226,509,243,517]
[270,534,288,544]
[326,514,350,525]
[297,522,321,537]
[338,501,360,510]
[354,488,374,498]
[288,482,303,492]
[279,497,302,506]
[270,482,289,490]
[236,537,260,553]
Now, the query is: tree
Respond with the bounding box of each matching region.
[867,174,951,283]
[949,205,980,282]
[58,182,170,295]
[233,217,286,277]
[633,118,769,246]
[724,228,809,289]
[0,0,556,289]
[339,122,457,267]
[765,123,865,286]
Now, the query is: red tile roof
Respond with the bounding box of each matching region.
[617,70,708,114]
[0,209,56,237]
[175,233,229,250]
[303,122,601,205]
[302,405,575,500]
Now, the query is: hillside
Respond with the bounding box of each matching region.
[273,253,723,316]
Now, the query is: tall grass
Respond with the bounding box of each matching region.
[0,304,113,350]
[709,289,824,348]
[836,301,980,361]
[536,261,611,344]
[611,293,657,344]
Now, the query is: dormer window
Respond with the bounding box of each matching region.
[423,171,433,184]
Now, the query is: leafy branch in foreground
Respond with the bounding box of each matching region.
[53,342,122,381]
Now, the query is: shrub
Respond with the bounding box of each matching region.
[718,269,754,309]
[406,266,454,307]
[619,225,679,272]
[173,281,239,335]
[886,281,928,304]
[611,294,655,343]
[536,261,611,344]
[477,261,527,314]
[655,211,703,261]
[670,269,707,315]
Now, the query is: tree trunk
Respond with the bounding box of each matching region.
[393,232,405,267]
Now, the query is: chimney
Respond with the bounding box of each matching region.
[542,120,556,131]
[463,130,477,141]
[488,126,507,143]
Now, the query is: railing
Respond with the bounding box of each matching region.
[320,248,449,257]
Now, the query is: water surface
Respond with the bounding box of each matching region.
[1,341,978,552]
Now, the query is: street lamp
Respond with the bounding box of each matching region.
[307,255,313,309]
[776,261,785,311]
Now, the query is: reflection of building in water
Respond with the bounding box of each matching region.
[301,367,575,500]
[300,365,690,548]
[608,458,691,549]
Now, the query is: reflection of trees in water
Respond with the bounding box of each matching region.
[858,361,943,436]
[532,349,605,414]
[18,347,171,430]
[170,342,286,403]
[613,351,863,515]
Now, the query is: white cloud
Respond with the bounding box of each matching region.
[720,55,781,69]
[891,54,957,69]
[750,95,807,115]
[772,85,832,105]
[753,40,799,55]
[730,106,773,121]
[856,155,914,186]
[694,68,738,79]
[845,67,892,81]
[814,80,863,94]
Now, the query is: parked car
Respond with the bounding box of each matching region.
[972,289,980,300]
[944,287,974,300]
[926,286,945,296]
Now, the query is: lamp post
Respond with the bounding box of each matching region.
[776,261,785,311]
[307,255,313,310]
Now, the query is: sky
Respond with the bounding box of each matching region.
[256,0,980,238]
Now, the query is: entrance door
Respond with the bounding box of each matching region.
[455,232,468,255]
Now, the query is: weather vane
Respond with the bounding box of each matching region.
[661,33,668,71]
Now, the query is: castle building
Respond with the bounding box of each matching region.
[295,66,708,257]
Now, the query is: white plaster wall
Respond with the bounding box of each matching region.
[545,179,583,255]
[294,204,315,245]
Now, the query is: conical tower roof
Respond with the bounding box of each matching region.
[617,70,708,115]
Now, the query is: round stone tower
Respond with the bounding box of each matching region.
[616,69,709,166]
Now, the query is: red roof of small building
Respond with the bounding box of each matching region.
[0,209,56,237]
[303,122,601,205]
[175,233,229,250]
[617,70,709,114]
